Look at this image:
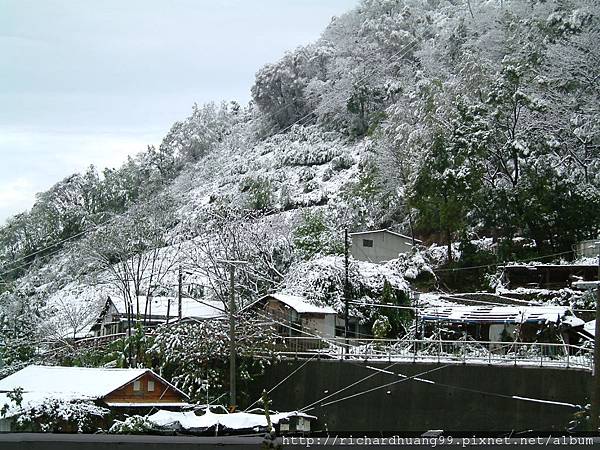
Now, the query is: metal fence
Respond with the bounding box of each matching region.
[272,336,593,370]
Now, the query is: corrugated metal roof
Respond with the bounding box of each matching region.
[420,305,571,324]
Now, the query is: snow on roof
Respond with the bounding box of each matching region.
[105,402,193,408]
[349,229,422,243]
[573,280,600,291]
[499,263,598,269]
[0,365,187,401]
[263,293,336,314]
[585,320,596,336]
[148,409,316,431]
[109,296,226,320]
[420,305,573,324]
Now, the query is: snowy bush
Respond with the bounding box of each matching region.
[292,209,343,259]
[242,176,275,211]
[372,316,391,339]
[109,415,154,435]
[330,153,354,171]
[9,398,109,433]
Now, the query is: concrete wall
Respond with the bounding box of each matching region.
[351,232,414,263]
[252,360,590,432]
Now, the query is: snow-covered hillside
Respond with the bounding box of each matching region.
[1,0,599,370]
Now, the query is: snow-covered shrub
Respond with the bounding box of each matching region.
[284,255,410,318]
[372,316,391,339]
[109,415,154,434]
[330,153,354,171]
[10,398,109,433]
[386,250,436,281]
[242,176,274,211]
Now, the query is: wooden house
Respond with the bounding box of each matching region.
[0,365,190,431]
[242,293,337,339]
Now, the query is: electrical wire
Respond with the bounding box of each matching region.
[362,364,579,409]
[432,250,575,272]
[301,364,451,413]
[243,352,321,412]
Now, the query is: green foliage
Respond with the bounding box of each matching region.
[148,316,276,405]
[243,177,274,211]
[372,315,391,339]
[0,292,40,375]
[341,160,395,229]
[380,281,412,338]
[438,238,498,291]
[292,210,343,259]
[347,83,386,138]
[409,126,483,259]
[478,166,600,253]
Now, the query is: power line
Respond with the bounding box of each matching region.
[432,250,574,273]
[362,364,578,409]
[301,364,450,413]
[243,352,321,412]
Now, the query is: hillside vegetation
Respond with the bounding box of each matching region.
[0,0,599,373]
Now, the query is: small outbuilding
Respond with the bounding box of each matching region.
[419,304,584,346]
[243,293,337,339]
[0,365,190,431]
[349,229,421,264]
[91,296,226,337]
[575,239,600,258]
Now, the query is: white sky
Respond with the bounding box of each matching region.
[0,0,359,224]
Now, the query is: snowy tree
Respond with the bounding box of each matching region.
[184,207,293,308]
[148,312,277,403]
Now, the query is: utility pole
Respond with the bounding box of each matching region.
[178,265,183,321]
[344,228,350,354]
[591,241,600,431]
[166,298,171,325]
[412,291,420,358]
[217,259,248,412]
[228,264,236,411]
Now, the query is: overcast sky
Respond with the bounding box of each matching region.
[0,0,358,224]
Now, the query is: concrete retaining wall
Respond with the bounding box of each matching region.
[252,360,591,432]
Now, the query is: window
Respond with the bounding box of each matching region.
[148,380,155,392]
[133,380,141,391]
[362,239,373,248]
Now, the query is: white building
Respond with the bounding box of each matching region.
[349,229,421,263]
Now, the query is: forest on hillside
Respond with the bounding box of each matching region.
[1,0,598,282]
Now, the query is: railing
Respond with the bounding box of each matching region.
[271,336,594,370]
[74,333,127,347]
